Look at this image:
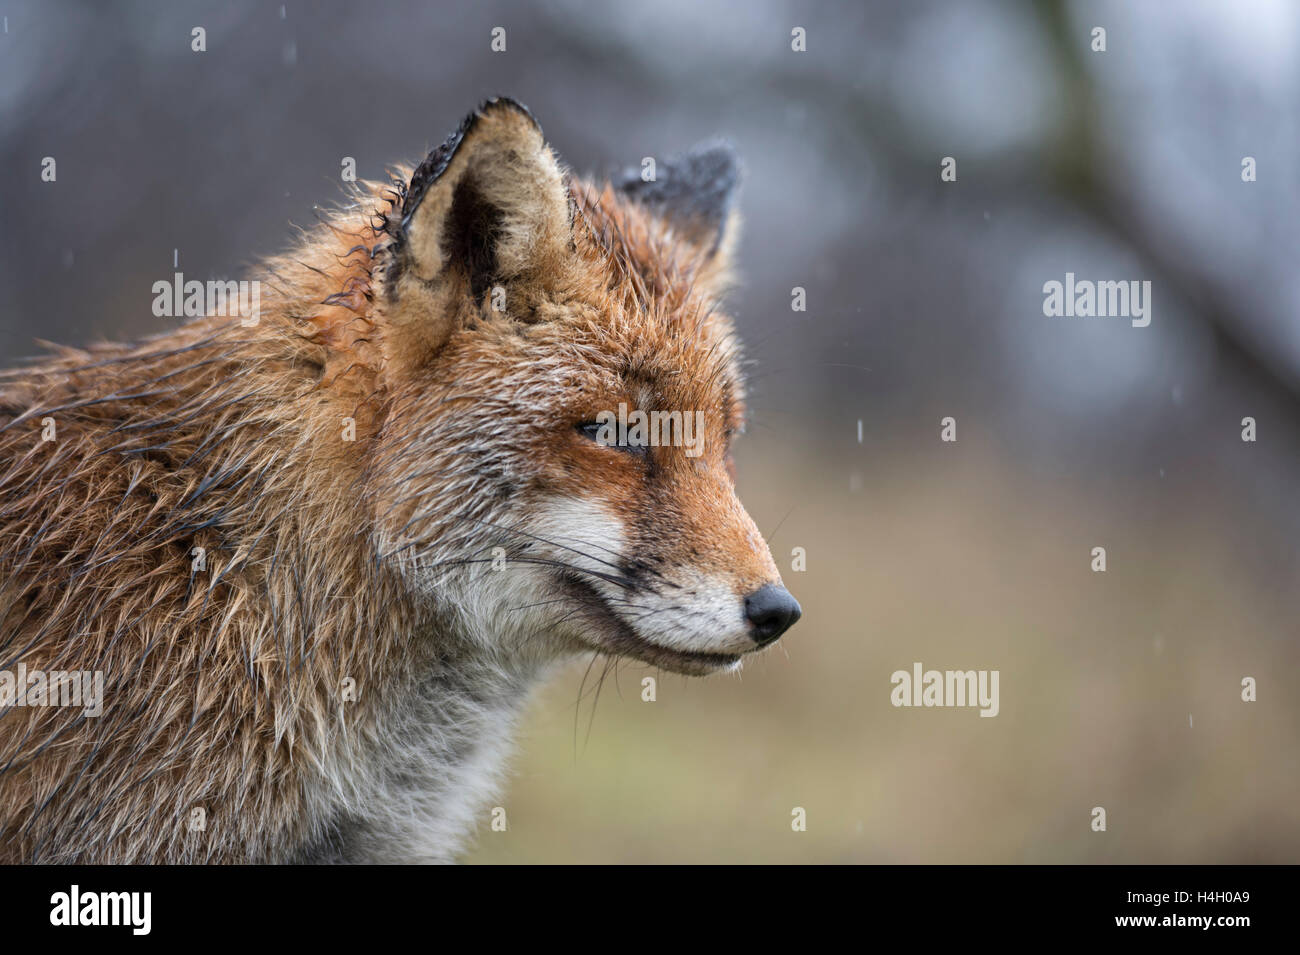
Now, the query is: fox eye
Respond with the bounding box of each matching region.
[576,420,648,456]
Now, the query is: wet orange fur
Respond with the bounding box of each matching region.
[0,104,781,862]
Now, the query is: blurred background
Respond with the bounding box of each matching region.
[2,0,1297,862]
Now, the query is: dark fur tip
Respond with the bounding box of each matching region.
[477,96,540,133]
[614,140,741,253]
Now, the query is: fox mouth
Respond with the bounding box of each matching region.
[559,574,742,675]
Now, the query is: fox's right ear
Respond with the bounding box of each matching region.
[380,98,572,339]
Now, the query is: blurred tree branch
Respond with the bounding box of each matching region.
[546,2,1300,418]
[1029,0,1300,418]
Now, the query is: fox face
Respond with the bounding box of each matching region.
[367,99,800,675]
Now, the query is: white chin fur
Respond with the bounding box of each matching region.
[449,495,754,661]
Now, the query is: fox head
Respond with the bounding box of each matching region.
[362,98,800,675]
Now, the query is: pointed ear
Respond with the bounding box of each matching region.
[615,141,740,256]
[388,98,572,307]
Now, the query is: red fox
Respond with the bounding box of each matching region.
[0,98,800,863]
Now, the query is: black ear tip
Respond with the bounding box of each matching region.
[614,139,742,251]
[616,140,742,198]
[680,138,742,189]
[475,96,542,134]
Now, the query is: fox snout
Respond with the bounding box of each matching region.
[744,583,802,646]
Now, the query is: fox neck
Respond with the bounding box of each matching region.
[296,618,554,863]
[188,328,560,862]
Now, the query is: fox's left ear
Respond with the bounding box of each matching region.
[382,98,572,335]
[614,141,740,258]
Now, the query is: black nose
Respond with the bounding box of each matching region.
[744,584,802,646]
